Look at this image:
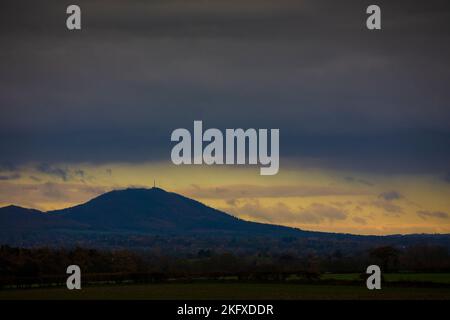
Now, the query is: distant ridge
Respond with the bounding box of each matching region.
[1,187,309,237]
[1,187,450,250]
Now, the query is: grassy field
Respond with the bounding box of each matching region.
[321,273,450,284]
[1,282,450,300]
[2,273,450,300]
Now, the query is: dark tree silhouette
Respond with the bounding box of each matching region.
[369,246,400,272]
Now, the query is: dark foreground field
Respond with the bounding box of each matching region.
[1,281,450,300]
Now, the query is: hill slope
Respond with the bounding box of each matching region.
[1,187,449,251]
[0,205,79,233]
[0,188,309,238]
[49,187,308,236]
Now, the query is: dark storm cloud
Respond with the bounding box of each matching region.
[378,191,402,201]
[34,163,91,182]
[221,200,348,225]
[417,210,450,220]
[0,163,17,172]
[1,0,450,173]
[443,173,450,184]
[0,162,20,180]
[182,184,366,199]
[0,173,21,181]
[344,176,373,186]
[74,169,85,178]
[352,216,367,225]
[36,163,69,181]
[371,200,403,216]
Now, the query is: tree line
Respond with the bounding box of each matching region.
[1,244,449,288]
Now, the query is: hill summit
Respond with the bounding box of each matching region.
[1,187,304,237]
[1,187,449,251]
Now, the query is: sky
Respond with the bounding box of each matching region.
[1,0,450,235]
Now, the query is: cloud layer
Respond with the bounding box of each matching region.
[1,0,450,174]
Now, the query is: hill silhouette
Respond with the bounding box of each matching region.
[1,187,449,250]
[0,205,81,234]
[0,187,310,238]
[49,187,305,236]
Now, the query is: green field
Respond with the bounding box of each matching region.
[1,282,450,300]
[2,273,450,300]
[321,273,450,284]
